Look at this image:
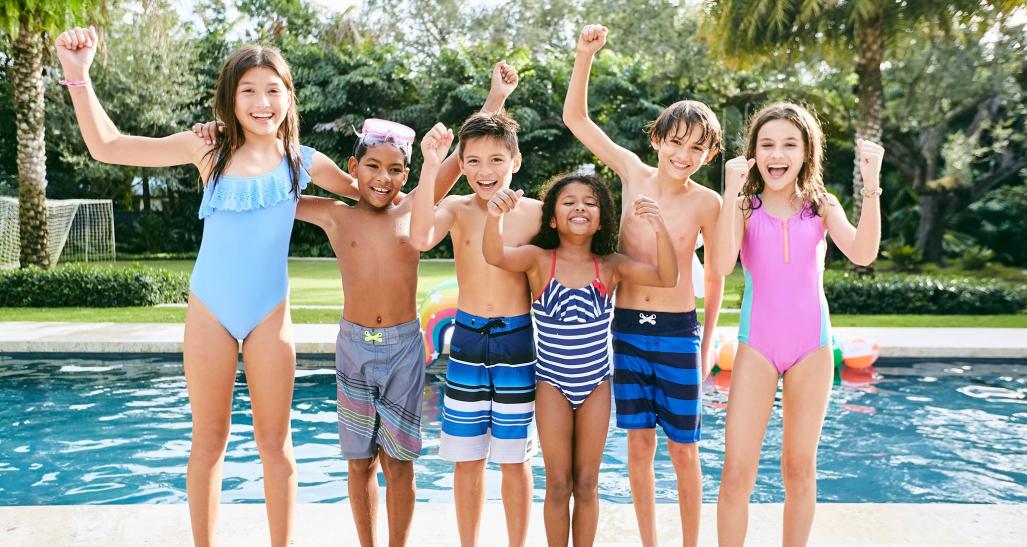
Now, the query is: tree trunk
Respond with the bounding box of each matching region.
[915,193,946,263]
[852,10,885,224]
[11,23,50,269]
[142,174,151,212]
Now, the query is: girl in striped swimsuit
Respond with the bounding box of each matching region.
[483,173,679,546]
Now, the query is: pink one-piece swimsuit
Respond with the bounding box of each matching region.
[738,201,831,375]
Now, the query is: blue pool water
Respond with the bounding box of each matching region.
[1,353,1025,505]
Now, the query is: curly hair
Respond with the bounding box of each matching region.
[531,173,618,256]
[740,102,827,218]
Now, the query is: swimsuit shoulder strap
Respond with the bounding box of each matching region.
[591,255,600,280]
[550,250,559,277]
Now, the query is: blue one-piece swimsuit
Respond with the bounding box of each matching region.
[190,145,315,340]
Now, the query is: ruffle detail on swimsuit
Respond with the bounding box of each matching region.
[198,145,316,219]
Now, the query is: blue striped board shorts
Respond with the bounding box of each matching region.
[612,308,702,444]
[438,310,538,464]
[336,317,426,461]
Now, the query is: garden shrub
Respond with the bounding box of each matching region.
[824,272,1025,315]
[0,264,189,307]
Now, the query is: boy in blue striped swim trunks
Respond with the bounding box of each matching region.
[410,105,541,544]
[563,24,726,547]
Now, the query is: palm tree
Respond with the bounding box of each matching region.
[704,0,1015,224]
[1,1,105,268]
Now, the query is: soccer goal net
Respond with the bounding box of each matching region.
[0,197,116,269]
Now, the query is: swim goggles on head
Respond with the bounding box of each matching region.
[354,118,416,161]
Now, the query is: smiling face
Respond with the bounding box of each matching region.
[549,182,601,237]
[459,136,521,200]
[754,118,806,192]
[652,123,713,182]
[348,144,409,208]
[233,67,291,138]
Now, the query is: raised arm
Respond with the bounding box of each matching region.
[409,123,457,251]
[562,25,647,179]
[483,188,541,273]
[613,196,678,287]
[824,139,883,266]
[55,27,209,169]
[712,156,753,277]
[431,61,520,203]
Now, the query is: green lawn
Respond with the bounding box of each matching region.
[1,258,1025,327]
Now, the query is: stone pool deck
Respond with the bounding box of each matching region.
[2,502,1023,546]
[2,322,1026,358]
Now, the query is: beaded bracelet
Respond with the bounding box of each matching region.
[58,79,90,88]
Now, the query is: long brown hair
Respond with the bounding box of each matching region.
[204,45,302,194]
[741,102,826,217]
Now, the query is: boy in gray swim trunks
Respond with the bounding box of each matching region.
[297,63,519,547]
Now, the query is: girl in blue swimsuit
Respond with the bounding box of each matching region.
[55,27,362,546]
[483,173,679,546]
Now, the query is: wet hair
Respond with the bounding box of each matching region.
[531,173,618,256]
[204,45,302,194]
[457,110,520,158]
[352,139,410,166]
[644,100,722,159]
[741,102,827,218]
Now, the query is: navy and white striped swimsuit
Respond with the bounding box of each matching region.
[531,252,615,410]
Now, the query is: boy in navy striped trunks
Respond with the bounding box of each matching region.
[298,63,520,547]
[563,25,726,547]
[410,109,540,545]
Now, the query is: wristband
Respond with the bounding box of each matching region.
[860,186,882,198]
[58,79,90,88]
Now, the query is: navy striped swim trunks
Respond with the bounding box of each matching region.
[612,308,702,444]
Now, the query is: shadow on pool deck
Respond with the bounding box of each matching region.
[2,503,1024,546]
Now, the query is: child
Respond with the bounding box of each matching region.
[409,111,540,547]
[295,120,453,547]
[55,27,363,547]
[562,24,725,547]
[483,175,678,546]
[285,62,519,547]
[712,102,883,546]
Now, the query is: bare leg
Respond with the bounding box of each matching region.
[716,344,779,547]
[667,440,701,547]
[626,428,657,546]
[535,382,574,547]
[500,460,532,547]
[241,298,297,547]
[183,293,240,547]
[381,451,416,547]
[347,456,380,547]
[454,458,486,546]
[780,347,833,547]
[570,381,610,547]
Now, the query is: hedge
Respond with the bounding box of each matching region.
[0,265,189,307]
[824,272,1026,315]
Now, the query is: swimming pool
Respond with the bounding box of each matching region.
[1,353,1024,505]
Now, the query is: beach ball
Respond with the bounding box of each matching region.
[713,369,732,393]
[715,334,737,371]
[419,279,459,365]
[842,338,880,369]
[831,336,844,368]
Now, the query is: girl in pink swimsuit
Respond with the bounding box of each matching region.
[712,103,884,546]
